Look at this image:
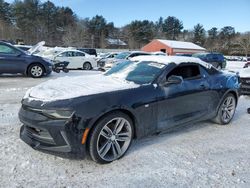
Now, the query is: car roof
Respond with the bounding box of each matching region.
[131,55,212,68]
[130,51,151,54]
[60,49,86,53]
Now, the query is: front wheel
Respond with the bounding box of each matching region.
[28,64,44,78]
[83,62,92,70]
[213,93,236,125]
[89,112,134,164]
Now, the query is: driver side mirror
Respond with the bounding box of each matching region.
[167,75,183,85]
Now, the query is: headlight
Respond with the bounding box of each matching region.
[42,109,74,119]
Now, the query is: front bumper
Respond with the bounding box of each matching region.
[45,65,53,75]
[19,105,87,158]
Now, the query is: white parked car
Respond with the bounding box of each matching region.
[52,50,97,70]
[103,51,151,69]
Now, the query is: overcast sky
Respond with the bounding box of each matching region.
[6,0,250,32]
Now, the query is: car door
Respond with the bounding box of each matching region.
[74,51,87,69]
[55,51,76,69]
[156,63,212,131]
[0,43,26,74]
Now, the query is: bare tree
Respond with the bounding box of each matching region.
[234,32,250,57]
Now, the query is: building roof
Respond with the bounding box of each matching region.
[157,39,206,50]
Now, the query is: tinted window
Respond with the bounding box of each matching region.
[167,64,201,80]
[0,44,18,54]
[57,52,66,57]
[105,61,166,84]
[75,52,85,56]
[115,52,131,59]
[192,53,206,59]
[78,48,97,56]
[129,53,150,58]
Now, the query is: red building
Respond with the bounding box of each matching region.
[142,39,206,55]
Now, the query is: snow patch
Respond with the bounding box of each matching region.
[157,39,206,50]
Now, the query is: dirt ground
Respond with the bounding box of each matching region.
[0,70,249,188]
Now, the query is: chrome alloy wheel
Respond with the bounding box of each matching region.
[31,65,43,77]
[97,117,132,162]
[221,96,236,123]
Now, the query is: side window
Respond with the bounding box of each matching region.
[58,52,68,57]
[68,51,75,57]
[129,53,138,58]
[167,64,201,80]
[75,52,85,57]
[0,44,18,54]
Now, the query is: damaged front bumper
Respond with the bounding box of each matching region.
[240,77,250,95]
[19,105,87,158]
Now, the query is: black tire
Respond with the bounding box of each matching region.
[247,108,250,114]
[83,62,92,70]
[89,112,134,164]
[54,69,60,73]
[212,93,236,125]
[28,63,45,78]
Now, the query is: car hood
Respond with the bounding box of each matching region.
[28,41,45,55]
[24,73,139,102]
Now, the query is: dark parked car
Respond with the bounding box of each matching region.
[176,53,192,57]
[77,48,97,57]
[239,67,250,95]
[243,57,250,68]
[0,42,52,78]
[192,52,226,69]
[103,51,152,69]
[19,56,240,163]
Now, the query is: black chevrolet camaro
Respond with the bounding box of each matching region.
[19,56,240,164]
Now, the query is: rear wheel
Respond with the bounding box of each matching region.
[28,64,44,78]
[83,62,92,70]
[213,93,236,125]
[89,112,133,164]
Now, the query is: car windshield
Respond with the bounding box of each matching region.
[105,61,166,84]
[115,52,131,59]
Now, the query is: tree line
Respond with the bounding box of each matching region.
[0,0,249,56]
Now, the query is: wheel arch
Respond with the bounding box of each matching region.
[83,61,92,69]
[84,108,139,154]
[215,89,239,114]
[88,108,138,139]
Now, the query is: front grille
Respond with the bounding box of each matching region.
[25,126,56,145]
[240,78,250,84]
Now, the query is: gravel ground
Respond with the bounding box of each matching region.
[0,70,250,188]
